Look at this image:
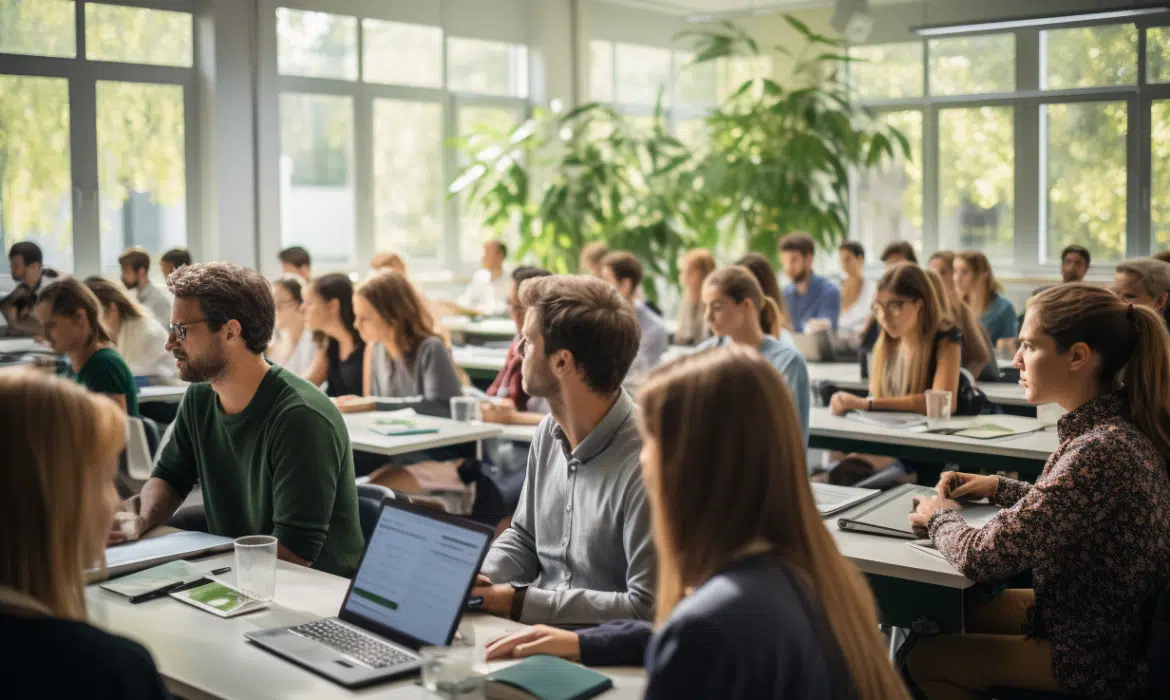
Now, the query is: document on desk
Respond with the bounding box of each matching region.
[845,410,928,429]
[811,482,880,516]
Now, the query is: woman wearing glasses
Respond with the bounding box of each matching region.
[268,277,316,375]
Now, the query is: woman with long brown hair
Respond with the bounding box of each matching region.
[83,276,175,381]
[486,347,910,700]
[954,250,1017,346]
[302,273,365,397]
[674,248,716,345]
[909,283,1170,699]
[0,371,168,698]
[923,267,994,381]
[734,252,793,339]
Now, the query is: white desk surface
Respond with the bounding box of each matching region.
[346,412,502,457]
[805,362,1031,408]
[495,423,539,443]
[441,317,517,338]
[0,336,47,354]
[452,345,508,372]
[138,385,188,404]
[810,407,1057,462]
[87,553,645,700]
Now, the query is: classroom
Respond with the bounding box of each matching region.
[5,0,1170,698]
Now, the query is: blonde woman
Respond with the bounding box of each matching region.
[954,250,1017,345]
[0,371,168,698]
[923,268,994,381]
[674,249,715,345]
[1112,257,1170,317]
[487,347,909,700]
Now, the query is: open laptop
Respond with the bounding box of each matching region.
[246,499,494,688]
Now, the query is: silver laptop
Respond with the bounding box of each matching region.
[246,499,494,688]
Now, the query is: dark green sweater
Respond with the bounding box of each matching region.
[68,347,139,417]
[152,365,363,576]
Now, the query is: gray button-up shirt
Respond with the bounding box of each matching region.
[480,390,656,625]
[136,281,173,330]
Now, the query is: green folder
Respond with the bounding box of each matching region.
[485,655,613,700]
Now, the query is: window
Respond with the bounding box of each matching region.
[1043,25,1137,90]
[929,35,1015,96]
[590,40,615,102]
[447,37,529,98]
[276,8,358,80]
[854,111,923,257]
[0,0,76,58]
[1148,27,1170,84]
[615,43,671,105]
[373,100,444,260]
[675,51,717,106]
[86,4,193,67]
[938,106,1014,260]
[458,105,524,264]
[718,55,773,101]
[362,19,442,88]
[1153,101,1170,249]
[849,43,923,100]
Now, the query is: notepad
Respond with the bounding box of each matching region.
[485,655,613,700]
[845,410,928,429]
[811,482,880,517]
[170,580,270,618]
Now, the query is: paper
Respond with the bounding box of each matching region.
[171,581,269,618]
[811,483,880,516]
[99,560,207,597]
[845,410,928,429]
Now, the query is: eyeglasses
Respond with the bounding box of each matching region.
[168,319,209,341]
[870,299,913,317]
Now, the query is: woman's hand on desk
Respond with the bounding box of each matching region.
[829,392,867,415]
[909,495,961,537]
[486,625,580,662]
[937,471,999,500]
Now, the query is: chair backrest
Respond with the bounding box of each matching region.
[356,484,397,543]
[124,417,154,481]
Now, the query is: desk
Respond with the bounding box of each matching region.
[87,553,645,700]
[495,423,539,443]
[806,362,1031,408]
[0,336,48,354]
[345,412,502,458]
[441,317,516,344]
[139,385,188,404]
[452,345,507,382]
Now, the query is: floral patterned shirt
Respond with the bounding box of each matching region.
[928,392,1170,699]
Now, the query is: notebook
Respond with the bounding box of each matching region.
[837,483,1001,539]
[485,656,613,700]
[845,410,928,429]
[811,483,880,517]
[99,531,234,579]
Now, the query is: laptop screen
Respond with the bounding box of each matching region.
[342,504,491,646]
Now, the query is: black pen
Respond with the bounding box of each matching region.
[128,581,185,604]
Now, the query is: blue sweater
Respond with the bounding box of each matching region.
[980,294,1018,345]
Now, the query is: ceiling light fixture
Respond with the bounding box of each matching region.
[911,5,1170,37]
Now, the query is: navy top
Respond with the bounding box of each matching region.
[324,337,365,397]
[783,274,842,332]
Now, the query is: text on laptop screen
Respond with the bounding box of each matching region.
[343,507,490,646]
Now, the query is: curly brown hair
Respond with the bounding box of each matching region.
[167,262,275,354]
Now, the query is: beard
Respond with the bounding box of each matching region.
[522,359,559,400]
[173,341,228,383]
[792,266,811,284]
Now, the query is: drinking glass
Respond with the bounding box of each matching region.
[925,389,953,422]
[450,396,480,423]
[234,535,277,601]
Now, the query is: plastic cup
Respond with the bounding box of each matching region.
[450,396,480,423]
[234,535,277,601]
[420,646,484,699]
[925,389,953,422]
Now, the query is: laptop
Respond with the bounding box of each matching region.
[246,499,494,688]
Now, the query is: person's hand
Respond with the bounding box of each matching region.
[485,625,581,661]
[937,471,999,501]
[909,495,960,537]
[829,392,867,416]
[107,496,145,545]
[480,399,517,425]
[470,574,515,618]
[334,395,361,405]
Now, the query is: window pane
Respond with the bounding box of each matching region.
[458,106,522,264]
[1153,101,1170,249]
[0,75,72,269]
[374,100,443,261]
[280,93,355,265]
[676,51,717,106]
[854,111,923,257]
[615,43,671,105]
[929,35,1015,96]
[96,82,186,272]
[362,19,441,87]
[447,37,528,98]
[276,8,357,80]
[938,106,1014,260]
[1149,27,1170,84]
[0,0,75,58]
[590,40,614,102]
[1042,102,1127,263]
[86,4,192,67]
[1043,24,1136,89]
[849,43,922,100]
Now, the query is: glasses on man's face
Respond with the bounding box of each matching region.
[870,299,911,317]
[168,319,210,341]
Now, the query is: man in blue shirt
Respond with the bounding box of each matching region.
[780,233,841,332]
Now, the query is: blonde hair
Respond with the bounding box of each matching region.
[924,267,990,377]
[871,263,952,399]
[357,271,438,355]
[956,250,1004,297]
[1116,258,1170,301]
[705,266,784,337]
[0,370,126,619]
[638,347,910,700]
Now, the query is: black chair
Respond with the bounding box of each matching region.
[356,483,397,542]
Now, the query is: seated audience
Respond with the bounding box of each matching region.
[880,240,918,266]
[486,348,911,700]
[2,241,59,335]
[837,241,875,336]
[1112,257,1170,318]
[674,249,715,345]
[118,247,172,329]
[481,266,553,426]
[601,252,666,386]
[83,277,174,382]
[954,250,1018,346]
[779,233,840,332]
[35,277,138,417]
[697,266,810,444]
[909,283,1170,700]
[1060,244,1090,283]
[268,277,316,375]
[474,275,654,625]
[370,251,455,347]
[579,241,609,277]
[159,247,191,278]
[117,263,363,577]
[457,240,511,316]
[735,252,793,341]
[302,273,365,397]
[278,246,312,283]
[924,268,994,381]
[0,371,169,699]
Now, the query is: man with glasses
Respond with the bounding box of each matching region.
[109,262,363,577]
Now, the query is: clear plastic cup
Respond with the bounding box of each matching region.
[925,389,953,422]
[420,646,484,699]
[450,396,480,423]
[234,535,277,601]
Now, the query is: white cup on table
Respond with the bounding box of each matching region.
[925,389,953,424]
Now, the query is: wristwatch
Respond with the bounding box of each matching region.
[509,584,529,622]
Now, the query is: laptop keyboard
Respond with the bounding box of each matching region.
[291,620,415,669]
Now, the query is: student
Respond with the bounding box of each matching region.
[457,240,511,316]
[268,277,316,375]
[924,268,994,381]
[370,250,455,346]
[159,247,192,278]
[481,266,553,426]
[35,277,139,417]
[696,266,810,444]
[118,247,172,328]
[473,275,654,625]
[302,273,365,397]
[352,270,462,413]
[908,283,1170,700]
[880,240,918,266]
[278,245,312,283]
[0,372,169,700]
[780,233,840,332]
[1060,244,1091,283]
[601,252,666,386]
[114,262,363,577]
[674,249,715,346]
[485,348,912,700]
[927,250,955,285]
[1112,257,1170,316]
[838,241,875,336]
[954,250,1017,346]
[83,276,175,382]
[579,241,609,277]
[1,241,59,335]
[735,252,793,339]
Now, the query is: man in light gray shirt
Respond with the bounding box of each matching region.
[473,274,656,625]
[600,251,667,388]
[119,246,172,329]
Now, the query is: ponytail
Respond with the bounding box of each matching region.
[761,296,782,337]
[1123,304,1170,459]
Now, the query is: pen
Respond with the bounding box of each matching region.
[128,581,185,604]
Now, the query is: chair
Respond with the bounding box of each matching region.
[356,483,397,542]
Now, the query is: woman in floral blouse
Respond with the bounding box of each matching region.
[908,283,1170,700]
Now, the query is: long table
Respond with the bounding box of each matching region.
[0,336,48,354]
[345,411,502,459]
[807,362,1031,408]
[139,385,189,404]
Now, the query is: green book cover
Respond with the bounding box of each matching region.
[486,655,613,700]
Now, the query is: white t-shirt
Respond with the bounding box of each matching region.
[117,313,176,379]
[837,278,875,336]
[457,267,512,316]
